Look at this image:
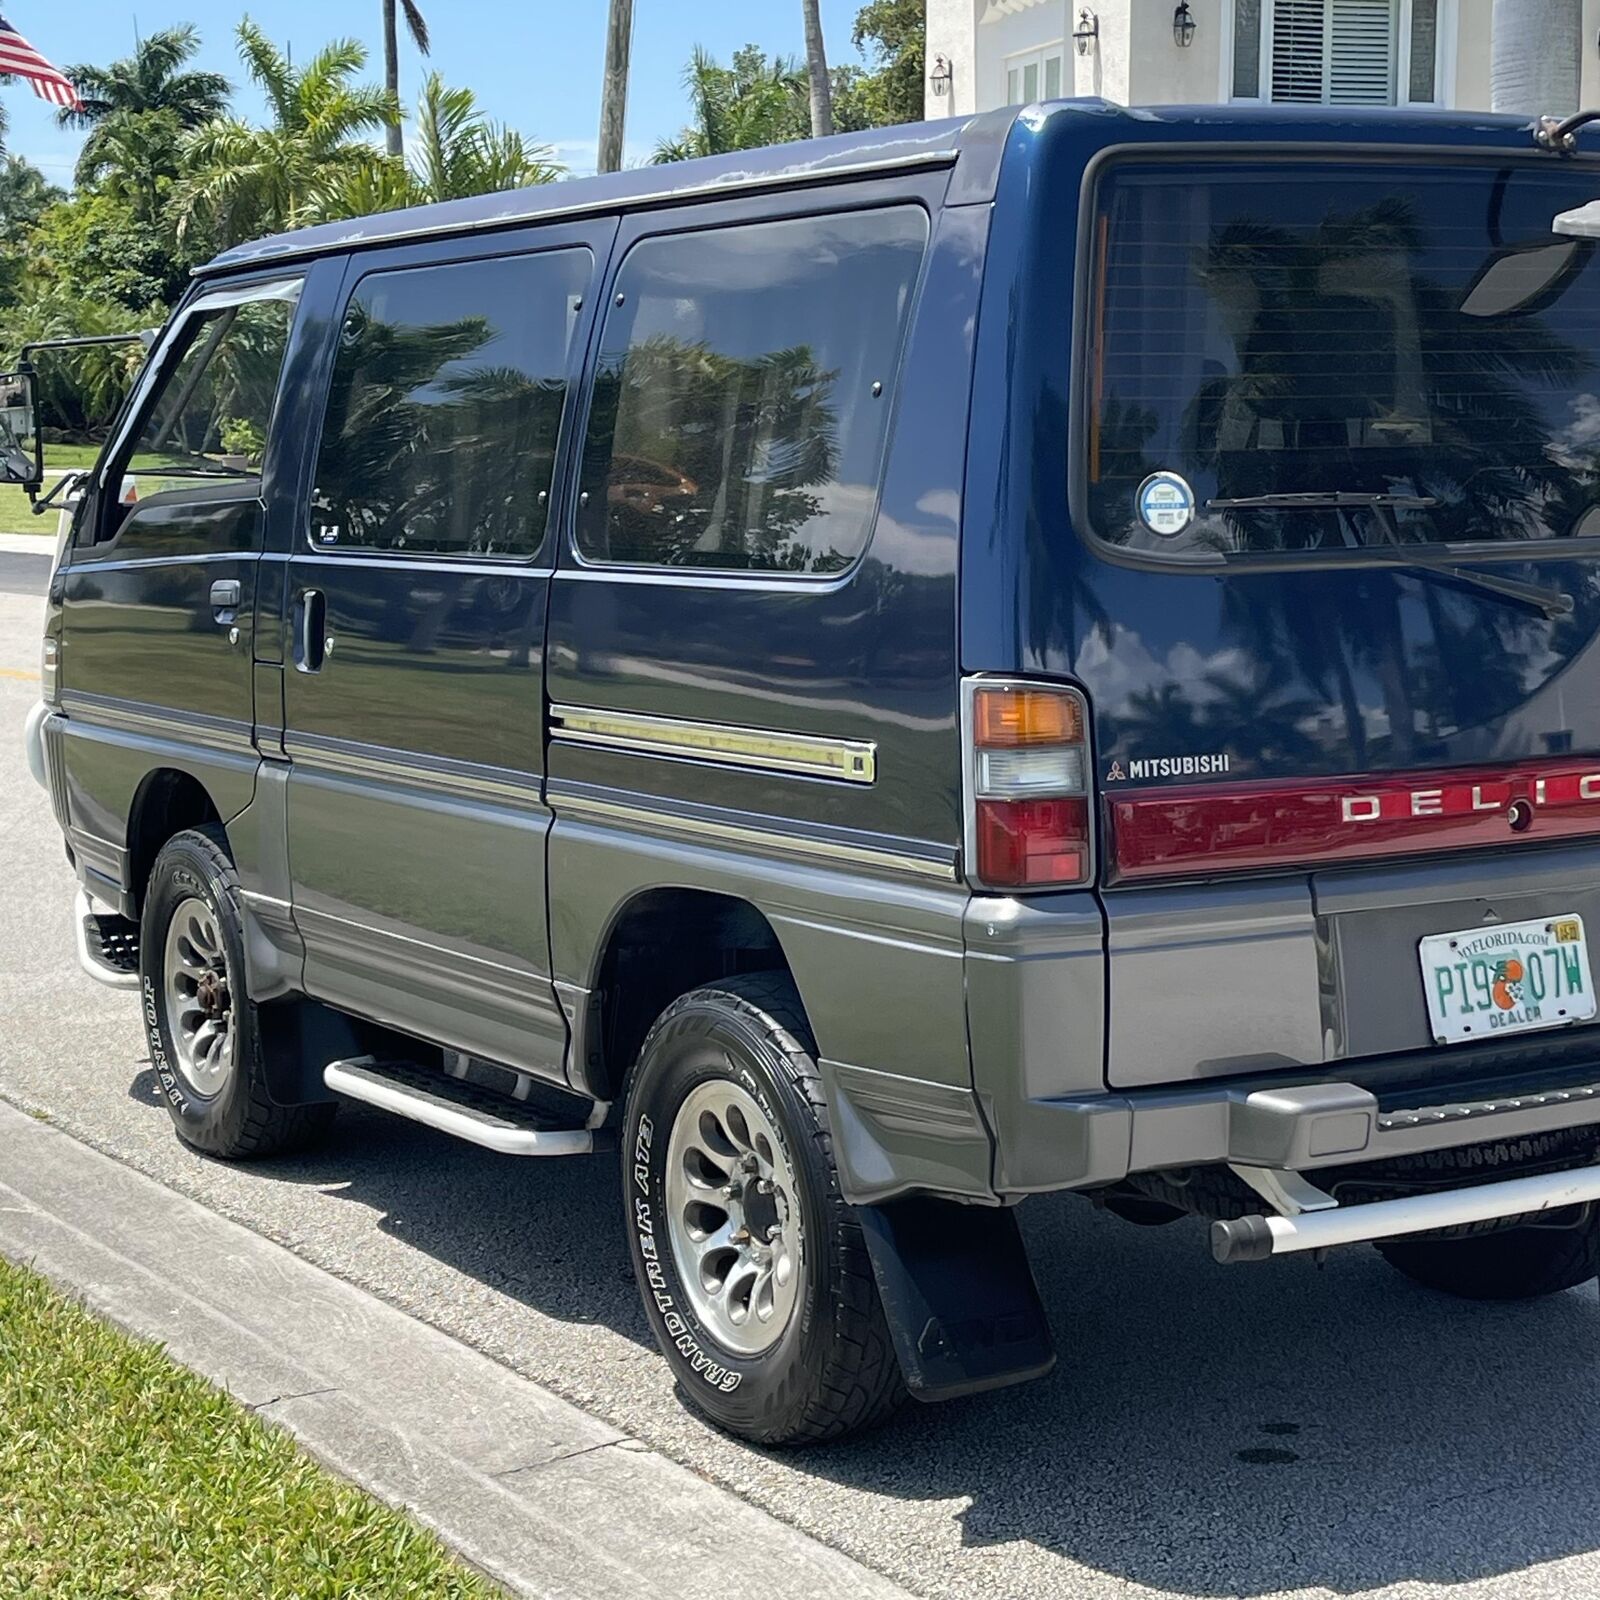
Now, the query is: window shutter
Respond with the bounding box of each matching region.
[1327,0,1396,103]
[1269,0,1397,106]
[1270,0,1327,103]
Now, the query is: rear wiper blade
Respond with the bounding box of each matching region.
[1208,492,1437,510]
[1207,491,1574,619]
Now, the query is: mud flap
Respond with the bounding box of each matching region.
[856,1197,1055,1402]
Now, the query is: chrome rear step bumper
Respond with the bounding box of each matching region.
[1212,1161,1600,1263]
[1111,1074,1600,1177]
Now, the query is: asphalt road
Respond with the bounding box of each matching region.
[0,549,49,596]
[6,584,1600,1600]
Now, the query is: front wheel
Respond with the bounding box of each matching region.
[1377,1211,1600,1300]
[140,825,335,1159]
[621,974,903,1446]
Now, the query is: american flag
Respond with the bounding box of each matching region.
[0,15,78,109]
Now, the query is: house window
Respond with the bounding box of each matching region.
[1005,46,1064,105]
[1231,0,1445,107]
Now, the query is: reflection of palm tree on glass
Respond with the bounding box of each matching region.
[1121,668,1320,769]
[586,333,843,571]
[1184,198,1590,553]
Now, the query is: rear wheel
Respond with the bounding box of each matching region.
[1377,1213,1600,1300]
[140,825,335,1159]
[621,973,904,1446]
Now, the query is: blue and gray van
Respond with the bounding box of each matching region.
[23,99,1600,1445]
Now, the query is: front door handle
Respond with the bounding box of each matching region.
[209,578,241,623]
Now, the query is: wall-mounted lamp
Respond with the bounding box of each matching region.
[929,53,953,97]
[1074,8,1099,57]
[1173,1,1196,47]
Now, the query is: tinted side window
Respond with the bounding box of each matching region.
[312,248,589,559]
[114,280,301,503]
[576,207,927,574]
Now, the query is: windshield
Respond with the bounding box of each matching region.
[1085,160,1600,559]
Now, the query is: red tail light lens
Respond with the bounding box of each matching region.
[964,679,1093,891]
[976,796,1090,886]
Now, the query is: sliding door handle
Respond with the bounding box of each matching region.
[209,578,241,624]
[296,588,327,673]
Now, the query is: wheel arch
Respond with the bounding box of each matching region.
[126,767,225,908]
[580,886,805,1104]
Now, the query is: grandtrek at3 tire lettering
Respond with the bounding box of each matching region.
[621,975,903,1445]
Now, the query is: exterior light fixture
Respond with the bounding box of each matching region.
[1173,1,1196,47]
[1074,8,1099,57]
[929,53,953,98]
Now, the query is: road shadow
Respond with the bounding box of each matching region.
[125,1063,1600,1595]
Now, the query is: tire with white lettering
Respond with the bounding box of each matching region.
[140,825,336,1159]
[621,974,904,1446]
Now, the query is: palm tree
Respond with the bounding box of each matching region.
[56,26,229,227]
[0,156,62,239]
[653,47,808,163]
[60,25,229,130]
[380,0,429,159]
[800,0,834,138]
[76,110,185,223]
[311,72,562,218]
[175,22,394,247]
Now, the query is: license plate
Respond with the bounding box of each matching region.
[1420,915,1597,1044]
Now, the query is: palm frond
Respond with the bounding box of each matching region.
[400,0,431,55]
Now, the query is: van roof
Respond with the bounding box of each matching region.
[195,110,1002,278]
[195,99,1561,279]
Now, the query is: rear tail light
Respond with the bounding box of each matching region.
[962,679,1094,890]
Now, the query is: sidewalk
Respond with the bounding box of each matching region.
[0,1099,915,1600]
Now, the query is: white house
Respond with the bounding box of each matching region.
[926,1,1600,119]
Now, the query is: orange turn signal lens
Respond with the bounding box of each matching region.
[973,686,1083,748]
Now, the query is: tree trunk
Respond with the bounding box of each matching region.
[382,0,402,158]
[597,0,634,174]
[801,0,834,139]
[1491,0,1581,116]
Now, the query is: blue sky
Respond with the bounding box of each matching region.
[3,0,871,184]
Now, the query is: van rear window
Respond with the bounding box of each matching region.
[1085,161,1600,560]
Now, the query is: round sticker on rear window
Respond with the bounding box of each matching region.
[1136,471,1195,537]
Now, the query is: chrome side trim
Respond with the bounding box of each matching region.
[285,732,545,808]
[59,692,254,755]
[550,704,876,785]
[549,788,957,882]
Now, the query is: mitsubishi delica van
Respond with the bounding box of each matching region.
[25,100,1600,1446]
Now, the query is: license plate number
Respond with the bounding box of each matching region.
[1420,915,1597,1044]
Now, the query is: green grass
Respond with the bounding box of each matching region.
[0,1257,503,1598]
[42,442,103,469]
[0,445,109,537]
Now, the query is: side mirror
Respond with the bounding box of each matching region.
[0,369,40,488]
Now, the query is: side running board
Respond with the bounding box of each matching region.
[323,1057,602,1156]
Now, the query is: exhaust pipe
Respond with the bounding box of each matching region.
[1212,1162,1600,1264]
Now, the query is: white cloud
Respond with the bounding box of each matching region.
[547,137,655,177]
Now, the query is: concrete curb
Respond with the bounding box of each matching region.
[0,1101,915,1600]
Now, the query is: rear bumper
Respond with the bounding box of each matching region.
[23,698,49,790]
[1037,1057,1600,1192]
